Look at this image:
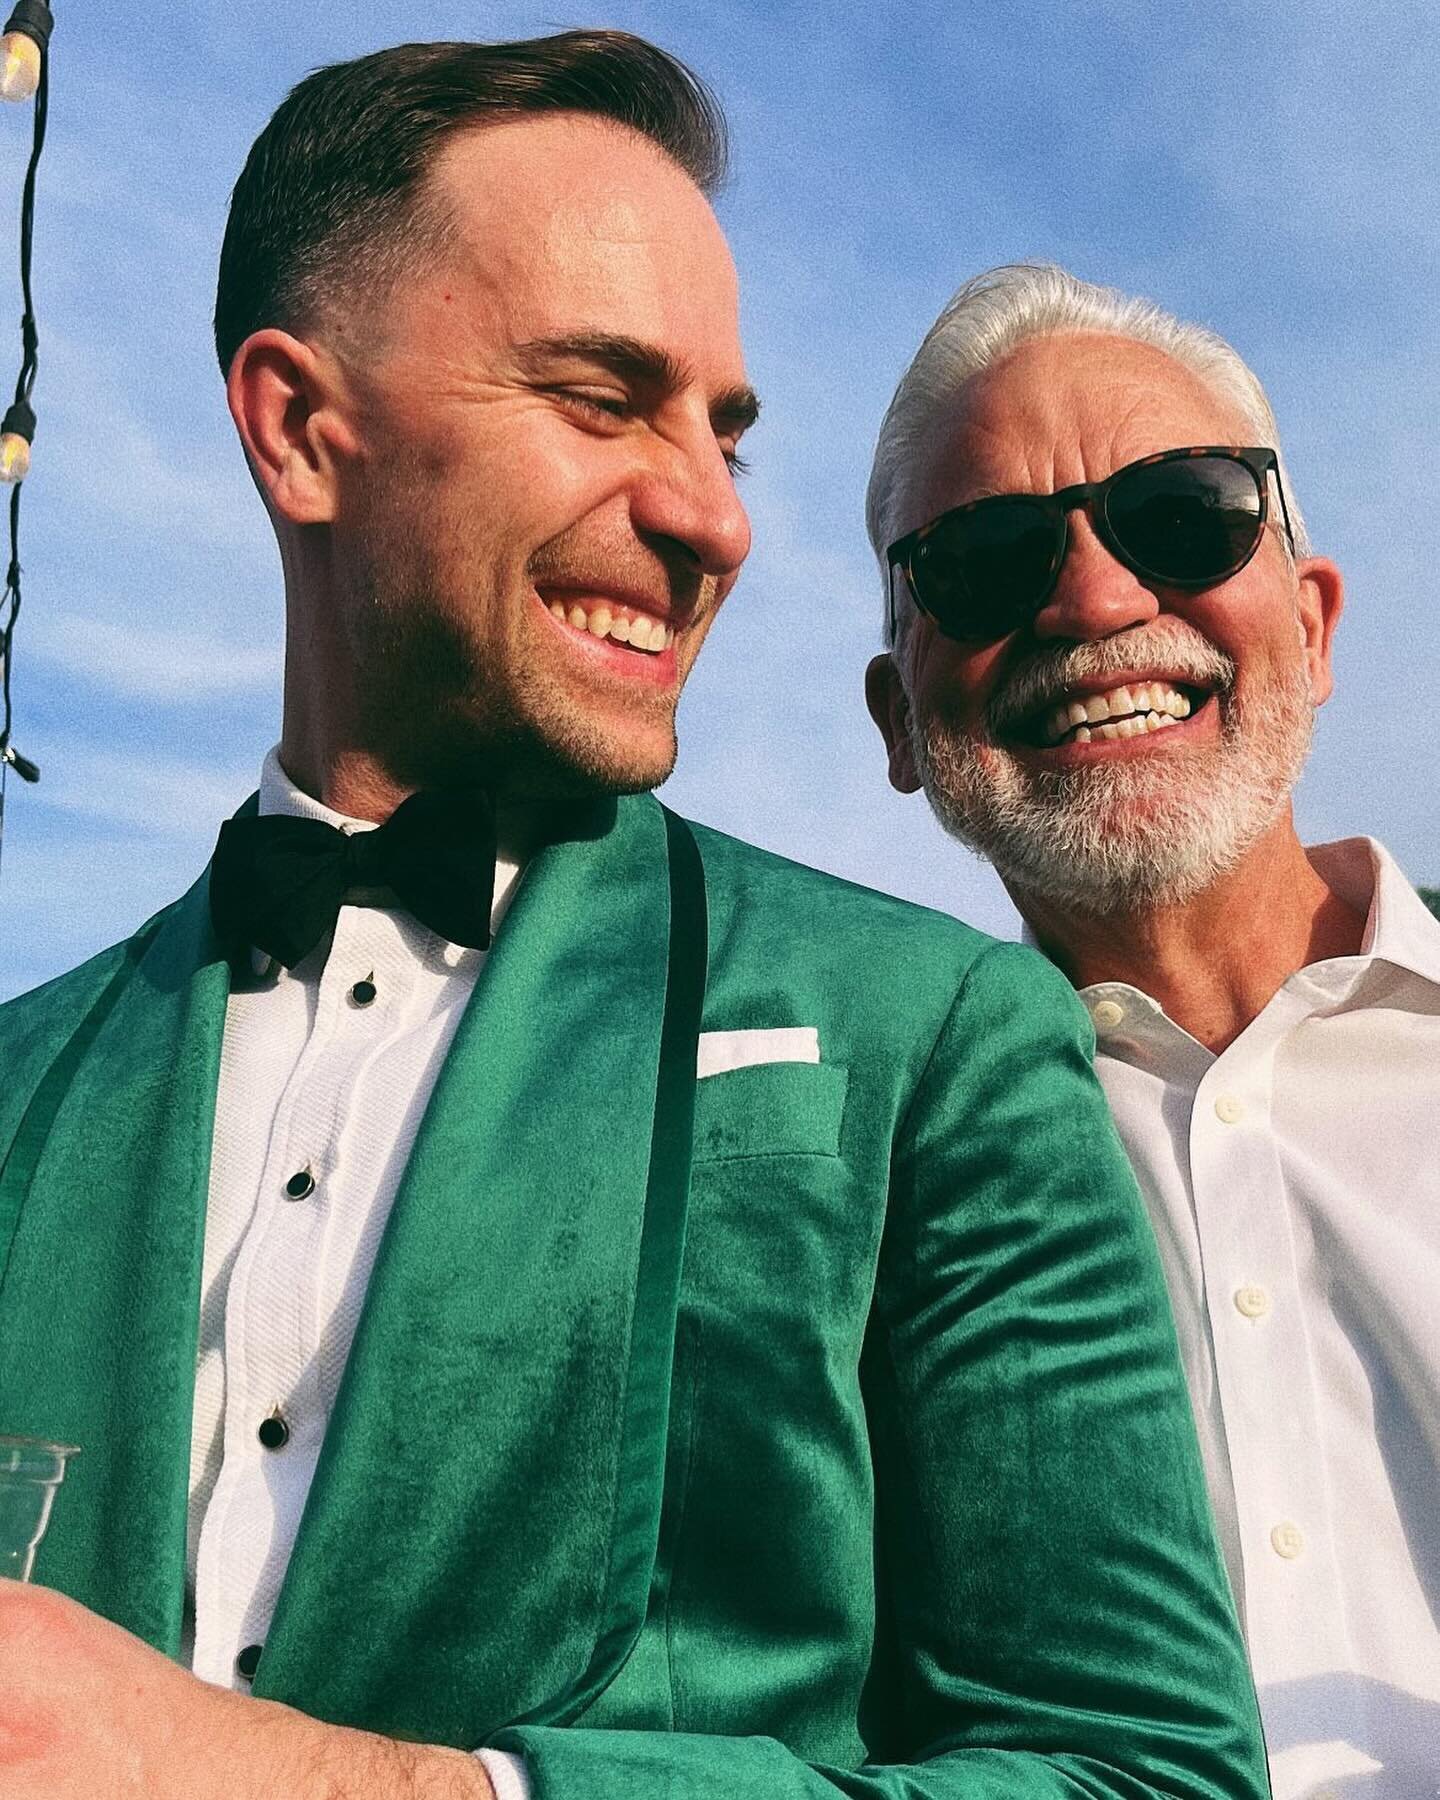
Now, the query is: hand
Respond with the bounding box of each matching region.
[0,1582,493,1800]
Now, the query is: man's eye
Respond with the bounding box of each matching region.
[723,449,751,478]
[554,388,630,419]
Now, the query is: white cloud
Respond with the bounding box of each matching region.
[29,744,254,837]
[33,325,266,556]
[28,612,282,703]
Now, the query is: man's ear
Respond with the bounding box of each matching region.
[226,328,361,526]
[1295,555,1344,707]
[865,652,922,794]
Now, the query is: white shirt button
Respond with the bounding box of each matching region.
[1213,1093,1246,1124]
[1091,998,1126,1031]
[1234,1284,1271,1319]
[1270,1521,1305,1560]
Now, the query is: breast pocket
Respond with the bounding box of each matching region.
[692,1061,848,1162]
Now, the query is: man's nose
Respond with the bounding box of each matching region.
[628,427,752,585]
[1030,508,1161,642]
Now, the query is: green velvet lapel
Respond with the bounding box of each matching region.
[253,796,707,1748]
[0,872,227,1652]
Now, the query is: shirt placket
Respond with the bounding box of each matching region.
[191,905,410,1687]
[1189,999,1360,1737]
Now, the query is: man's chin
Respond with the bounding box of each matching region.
[367,681,679,802]
[911,730,1279,918]
[503,757,673,805]
[492,716,678,804]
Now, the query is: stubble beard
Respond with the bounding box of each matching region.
[338,465,685,800]
[907,621,1316,917]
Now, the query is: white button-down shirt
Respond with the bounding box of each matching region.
[1079,838,1440,1800]
[187,749,528,1799]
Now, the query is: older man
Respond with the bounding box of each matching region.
[866,262,1440,1799]
[0,45,1265,1800]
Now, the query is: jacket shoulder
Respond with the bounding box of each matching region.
[0,905,180,1112]
[682,815,1007,986]
[1,938,131,1047]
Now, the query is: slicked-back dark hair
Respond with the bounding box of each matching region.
[214,30,727,374]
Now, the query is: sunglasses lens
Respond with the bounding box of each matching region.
[1106,455,1263,585]
[912,498,1059,638]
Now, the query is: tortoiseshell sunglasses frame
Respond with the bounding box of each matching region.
[886,444,1295,644]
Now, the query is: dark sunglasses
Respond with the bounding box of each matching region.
[886,445,1294,645]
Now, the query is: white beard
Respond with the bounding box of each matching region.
[908,622,1315,916]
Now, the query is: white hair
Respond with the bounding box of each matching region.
[866,263,1310,645]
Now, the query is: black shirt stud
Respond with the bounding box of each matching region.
[257,1412,290,1451]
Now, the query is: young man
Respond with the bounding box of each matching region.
[866,261,1440,1799]
[0,64,1264,1800]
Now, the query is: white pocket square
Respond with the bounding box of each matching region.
[696,1027,820,1079]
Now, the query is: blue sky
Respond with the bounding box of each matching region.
[1,0,1436,998]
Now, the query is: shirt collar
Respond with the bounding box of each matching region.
[1304,836,1440,987]
[1022,837,1440,997]
[1021,837,1440,1069]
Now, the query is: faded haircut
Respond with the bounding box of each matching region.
[214,31,727,375]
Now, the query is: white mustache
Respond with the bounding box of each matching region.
[988,621,1236,731]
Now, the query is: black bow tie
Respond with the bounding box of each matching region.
[209,787,498,970]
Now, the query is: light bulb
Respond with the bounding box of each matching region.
[0,28,39,102]
[0,401,33,482]
[0,430,28,482]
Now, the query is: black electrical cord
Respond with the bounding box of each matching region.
[0,2,50,812]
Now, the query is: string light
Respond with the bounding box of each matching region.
[0,0,51,830]
[0,19,40,104]
[0,396,32,480]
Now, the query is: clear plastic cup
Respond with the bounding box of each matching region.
[0,1435,78,1581]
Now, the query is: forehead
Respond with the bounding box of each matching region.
[901,330,1253,528]
[424,112,742,367]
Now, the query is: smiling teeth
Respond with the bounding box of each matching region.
[1043,682,1192,746]
[548,598,673,653]
[1082,712,1180,743]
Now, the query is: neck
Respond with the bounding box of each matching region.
[1012,812,1368,1054]
[279,680,417,823]
[277,723,414,825]
[279,571,484,823]
[278,652,547,854]
[276,547,412,822]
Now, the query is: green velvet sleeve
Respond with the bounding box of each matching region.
[495,942,1268,1798]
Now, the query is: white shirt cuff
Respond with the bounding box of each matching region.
[476,1747,530,1800]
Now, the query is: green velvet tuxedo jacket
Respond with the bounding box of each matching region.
[0,794,1267,1798]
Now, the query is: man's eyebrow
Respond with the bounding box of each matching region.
[515,333,760,435]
